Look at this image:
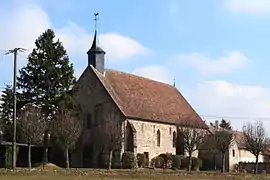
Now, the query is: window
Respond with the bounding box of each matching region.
[232,149,235,157]
[169,127,172,135]
[141,124,144,132]
[86,114,92,129]
[173,131,176,148]
[157,129,161,147]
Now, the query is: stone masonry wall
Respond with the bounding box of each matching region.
[129,119,199,161]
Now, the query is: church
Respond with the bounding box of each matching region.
[70,29,208,168]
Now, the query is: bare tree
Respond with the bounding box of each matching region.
[17,104,46,169]
[96,111,124,170]
[214,130,233,173]
[177,124,206,171]
[242,121,267,174]
[51,105,83,169]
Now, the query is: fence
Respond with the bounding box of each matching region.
[238,162,270,173]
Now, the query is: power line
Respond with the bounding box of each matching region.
[200,115,270,121]
[4,47,27,170]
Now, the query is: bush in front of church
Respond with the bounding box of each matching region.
[150,156,164,168]
[171,155,184,170]
[180,157,202,170]
[158,153,173,168]
[122,151,136,169]
[137,153,149,168]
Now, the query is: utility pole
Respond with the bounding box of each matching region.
[4,48,26,170]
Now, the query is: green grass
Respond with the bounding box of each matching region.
[0,168,268,180]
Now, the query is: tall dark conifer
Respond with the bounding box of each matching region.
[219,119,232,130]
[18,29,76,119]
[0,85,13,125]
[0,85,23,141]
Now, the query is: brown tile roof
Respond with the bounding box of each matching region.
[92,66,207,129]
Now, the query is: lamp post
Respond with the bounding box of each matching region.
[43,129,50,164]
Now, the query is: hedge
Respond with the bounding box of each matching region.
[122,151,136,169]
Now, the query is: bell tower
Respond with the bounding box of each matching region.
[87,13,106,74]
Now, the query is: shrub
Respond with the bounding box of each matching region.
[181,157,190,170]
[233,163,239,171]
[150,158,156,168]
[172,155,182,169]
[154,156,165,168]
[137,153,148,168]
[159,153,173,168]
[192,157,202,170]
[122,151,136,169]
[241,169,247,174]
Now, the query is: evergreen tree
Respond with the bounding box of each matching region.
[0,84,24,141]
[18,29,76,119]
[219,119,232,130]
[0,85,13,125]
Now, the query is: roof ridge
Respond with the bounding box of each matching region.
[91,66,126,116]
[105,68,176,88]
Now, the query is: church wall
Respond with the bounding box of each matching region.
[72,66,125,167]
[128,119,177,161]
[128,119,200,162]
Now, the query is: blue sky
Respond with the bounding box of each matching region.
[1,0,270,130]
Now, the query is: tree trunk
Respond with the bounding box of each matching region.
[188,153,192,171]
[254,155,259,174]
[213,153,216,171]
[28,144,31,169]
[108,150,113,170]
[221,153,226,173]
[65,148,70,169]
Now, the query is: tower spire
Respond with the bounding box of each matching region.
[94,12,99,33]
[90,12,99,50]
[87,12,106,74]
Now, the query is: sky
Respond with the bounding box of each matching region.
[1,0,270,131]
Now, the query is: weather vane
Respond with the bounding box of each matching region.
[94,12,99,31]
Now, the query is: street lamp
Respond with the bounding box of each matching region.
[42,129,51,164]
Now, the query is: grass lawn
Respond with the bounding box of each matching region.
[0,168,269,180]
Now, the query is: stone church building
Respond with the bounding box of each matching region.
[71,30,208,168]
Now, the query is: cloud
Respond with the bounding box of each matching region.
[187,80,270,130]
[0,1,150,87]
[133,65,172,84]
[174,51,247,75]
[0,2,149,62]
[224,0,270,15]
[57,22,150,61]
[0,3,50,51]
[131,64,270,131]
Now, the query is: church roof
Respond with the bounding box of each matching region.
[92,66,207,129]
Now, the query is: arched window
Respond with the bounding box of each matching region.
[173,131,176,148]
[157,129,161,147]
